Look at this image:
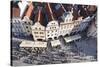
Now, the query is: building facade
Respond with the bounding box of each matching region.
[11,1,34,37]
[59,22,74,36]
[46,20,59,40]
[21,2,34,36]
[22,17,33,36]
[45,3,59,40]
[31,9,46,41]
[31,22,46,41]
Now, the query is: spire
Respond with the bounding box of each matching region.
[60,4,67,13]
[45,3,55,22]
[25,2,34,19]
[37,8,41,22]
[47,3,54,20]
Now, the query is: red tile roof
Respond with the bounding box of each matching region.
[12,7,20,18]
[25,3,34,19]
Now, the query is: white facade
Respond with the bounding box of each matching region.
[46,20,59,40]
[71,17,83,33]
[59,22,74,36]
[71,20,80,33]
[31,22,46,41]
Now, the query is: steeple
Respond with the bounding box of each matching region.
[25,2,34,19]
[60,4,67,13]
[45,3,55,22]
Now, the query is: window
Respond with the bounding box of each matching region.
[64,26,66,28]
[35,36,39,37]
[51,30,53,32]
[61,26,63,29]
[26,26,28,28]
[41,36,44,38]
[25,21,27,24]
[51,34,53,36]
[35,27,37,30]
[54,37,57,40]
[27,30,30,32]
[40,32,43,34]
[47,35,49,37]
[18,20,20,23]
[28,22,31,25]
[34,32,38,34]
[50,27,51,29]
[39,28,41,30]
